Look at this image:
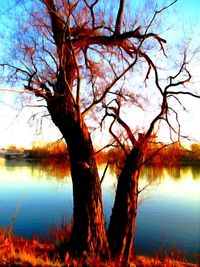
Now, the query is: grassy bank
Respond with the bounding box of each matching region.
[0,227,198,267]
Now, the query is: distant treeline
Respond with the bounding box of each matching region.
[5,141,200,167]
[105,143,200,167]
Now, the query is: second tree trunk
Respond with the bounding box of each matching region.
[108,147,143,265]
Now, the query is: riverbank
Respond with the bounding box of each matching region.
[133,255,198,267]
[1,141,200,167]
[0,227,198,267]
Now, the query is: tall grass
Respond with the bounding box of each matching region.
[0,225,198,267]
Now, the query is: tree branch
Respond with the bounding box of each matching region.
[114,0,125,36]
[72,30,166,54]
[100,160,110,184]
[82,56,138,116]
[43,0,64,58]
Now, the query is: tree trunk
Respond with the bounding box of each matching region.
[47,95,109,257]
[107,147,143,265]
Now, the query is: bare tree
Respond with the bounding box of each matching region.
[106,45,199,264]
[1,0,199,265]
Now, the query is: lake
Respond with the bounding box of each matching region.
[0,158,199,262]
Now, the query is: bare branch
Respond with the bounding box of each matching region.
[0,88,28,94]
[82,56,138,116]
[72,30,166,55]
[167,91,200,99]
[167,94,187,111]
[95,140,116,154]
[0,63,31,77]
[109,116,127,154]
[100,160,110,184]
[138,182,151,195]
[83,0,98,29]
[64,21,81,112]
[138,50,163,95]
[114,0,125,36]
[43,0,64,57]
[144,0,177,36]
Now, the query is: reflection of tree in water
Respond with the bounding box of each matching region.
[42,159,71,179]
[167,167,181,180]
[175,165,200,180]
[190,166,200,180]
[3,159,42,179]
[141,166,165,182]
[142,165,200,182]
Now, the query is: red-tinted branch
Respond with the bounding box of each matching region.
[42,0,64,57]
[83,0,98,29]
[72,30,166,53]
[82,56,138,116]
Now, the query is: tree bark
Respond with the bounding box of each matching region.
[43,1,109,254]
[47,94,109,257]
[107,147,143,265]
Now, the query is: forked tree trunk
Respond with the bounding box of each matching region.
[108,147,143,265]
[47,95,109,257]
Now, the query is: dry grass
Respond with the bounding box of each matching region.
[0,227,198,267]
[133,255,198,267]
[0,227,60,266]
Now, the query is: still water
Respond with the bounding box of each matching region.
[0,158,199,261]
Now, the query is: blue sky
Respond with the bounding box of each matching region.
[0,0,200,148]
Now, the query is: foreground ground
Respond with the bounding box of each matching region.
[0,227,198,267]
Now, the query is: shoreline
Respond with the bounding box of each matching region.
[0,228,199,267]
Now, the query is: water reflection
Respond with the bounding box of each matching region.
[0,158,72,238]
[137,165,200,262]
[191,166,200,179]
[0,159,199,262]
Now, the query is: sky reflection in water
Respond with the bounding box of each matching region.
[0,159,199,261]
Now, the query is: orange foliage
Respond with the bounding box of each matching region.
[145,143,182,167]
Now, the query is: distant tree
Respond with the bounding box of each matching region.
[190,143,200,161]
[1,0,200,265]
[7,144,17,151]
[190,143,200,156]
